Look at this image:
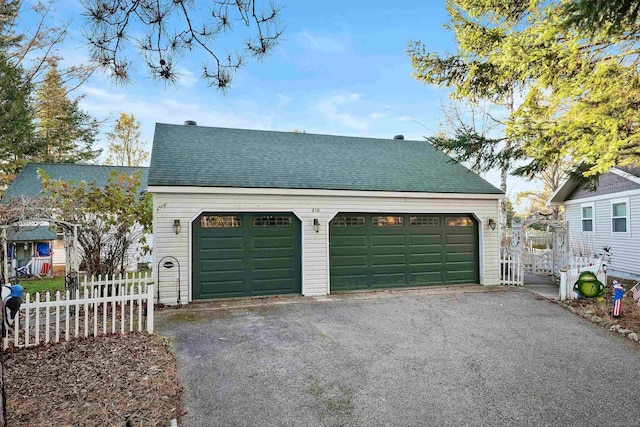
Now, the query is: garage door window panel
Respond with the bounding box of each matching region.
[201,215,243,228]
[410,216,440,227]
[446,217,474,227]
[253,216,292,227]
[331,216,366,227]
[373,216,404,226]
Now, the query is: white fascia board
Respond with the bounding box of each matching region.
[548,177,578,206]
[550,168,640,206]
[148,186,504,200]
[611,168,640,185]
[563,188,640,205]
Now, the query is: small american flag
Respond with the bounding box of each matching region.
[613,282,625,317]
[631,282,640,307]
[613,297,623,317]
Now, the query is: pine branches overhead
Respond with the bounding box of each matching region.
[83,0,283,89]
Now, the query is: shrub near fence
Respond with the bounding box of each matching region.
[3,273,154,350]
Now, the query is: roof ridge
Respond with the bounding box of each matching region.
[154,122,426,144]
[25,162,149,169]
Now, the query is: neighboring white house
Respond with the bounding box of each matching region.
[149,122,503,305]
[2,163,150,275]
[549,166,640,280]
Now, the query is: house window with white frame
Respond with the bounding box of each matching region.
[611,199,629,234]
[581,203,594,232]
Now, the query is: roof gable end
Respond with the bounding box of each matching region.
[549,167,640,205]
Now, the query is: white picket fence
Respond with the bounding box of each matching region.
[3,273,154,350]
[500,252,524,286]
[568,255,595,271]
[500,244,607,291]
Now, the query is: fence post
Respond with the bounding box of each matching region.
[147,284,154,334]
[559,268,567,301]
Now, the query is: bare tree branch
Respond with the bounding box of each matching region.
[1,1,98,92]
[82,0,283,89]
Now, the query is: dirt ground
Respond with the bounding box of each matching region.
[1,333,184,426]
[565,278,640,333]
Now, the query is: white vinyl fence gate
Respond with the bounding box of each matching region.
[500,249,524,286]
[3,273,154,350]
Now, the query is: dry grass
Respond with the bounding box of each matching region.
[1,333,184,426]
[565,279,640,333]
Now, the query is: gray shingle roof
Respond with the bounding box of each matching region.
[7,226,57,242]
[149,123,502,195]
[2,163,149,202]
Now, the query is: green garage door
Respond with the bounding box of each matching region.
[192,213,301,299]
[330,213,478,291]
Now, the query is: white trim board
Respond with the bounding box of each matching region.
[548,176,574,205]
[549,168,640,206]
[325,211,339,295]
[611,168,640,185]
[563,188,640,205]
[148,185,503,200]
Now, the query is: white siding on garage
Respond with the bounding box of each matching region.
[565,190,640,279]
[151,188,500,304]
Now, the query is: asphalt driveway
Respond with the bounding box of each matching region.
[157,288,640,426]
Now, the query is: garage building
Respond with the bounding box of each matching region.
[148,123,503,303]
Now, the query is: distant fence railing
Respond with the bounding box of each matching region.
[568,255,595,272]
[522,248,553,275]
[3,273,154,350]
[525,233,553,249]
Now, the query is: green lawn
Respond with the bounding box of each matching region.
[15,277,66,296]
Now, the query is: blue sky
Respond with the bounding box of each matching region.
[23,0,540,204]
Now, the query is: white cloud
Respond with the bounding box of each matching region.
[173,66,199,88]
[76,82,281,164]
[296,30,349,53]
[80,86,127,102]
[79,80,278,131]
[276,94,293,108]
[316,92,388,131]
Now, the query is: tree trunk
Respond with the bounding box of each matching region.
[500,152,508,232]
[501,86,515,234]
